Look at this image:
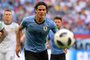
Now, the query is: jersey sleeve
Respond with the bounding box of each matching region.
[51,21,57,33]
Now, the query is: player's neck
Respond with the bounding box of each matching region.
[35,16,45,24]
[4,21,12,25]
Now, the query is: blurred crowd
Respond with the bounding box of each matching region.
[0,0,90,34]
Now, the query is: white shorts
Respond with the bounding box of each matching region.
[0,50,15,60]
[0,41,16,60]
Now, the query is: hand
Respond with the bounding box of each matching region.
[64,48,67,54]
[16,44,21,57]
[46,41,50,49]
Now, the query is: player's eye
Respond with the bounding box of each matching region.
[43,9,46,11]
[38,9,46,11]
[38,9,42,11]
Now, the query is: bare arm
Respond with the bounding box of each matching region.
[0,28,7,43]
[20,33,25,43]
[16,25,24,57]
[16,26,24,45]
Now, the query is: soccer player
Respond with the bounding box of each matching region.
[16,2,57,60]
[0,9,19,60]
[48,17,67,60]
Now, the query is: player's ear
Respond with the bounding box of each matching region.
[46,10,48,13]
[34,9,37,13]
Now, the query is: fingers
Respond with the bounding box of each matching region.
[16,53,20,57]
[16,50,21,57]
[64,48,67,54]
[16,45,21,57]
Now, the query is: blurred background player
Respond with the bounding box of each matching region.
[16,2,57,60]
[47,17,67,60]
[0,9,19,60]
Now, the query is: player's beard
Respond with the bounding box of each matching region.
[35,13,45,23]
[38,13,45,22]
[38,18,44,23]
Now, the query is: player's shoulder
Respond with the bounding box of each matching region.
[12,22,18,25]
[45,17,54,23]
[23,15,34,22]
[11,22,19,27]
[45,17,55,26]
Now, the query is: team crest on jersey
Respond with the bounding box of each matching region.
[43,26,47,31]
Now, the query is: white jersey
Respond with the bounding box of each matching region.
[0,22,19,52]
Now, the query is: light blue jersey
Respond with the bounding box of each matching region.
[21,16,57,52]
[48,30,64,54]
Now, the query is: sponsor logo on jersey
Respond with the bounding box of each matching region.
[11,28,14,32]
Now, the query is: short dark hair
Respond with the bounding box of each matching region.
[34,2,48,13]
[4,9,12,12]
[3,9,12,15]
[54,17,62,21]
